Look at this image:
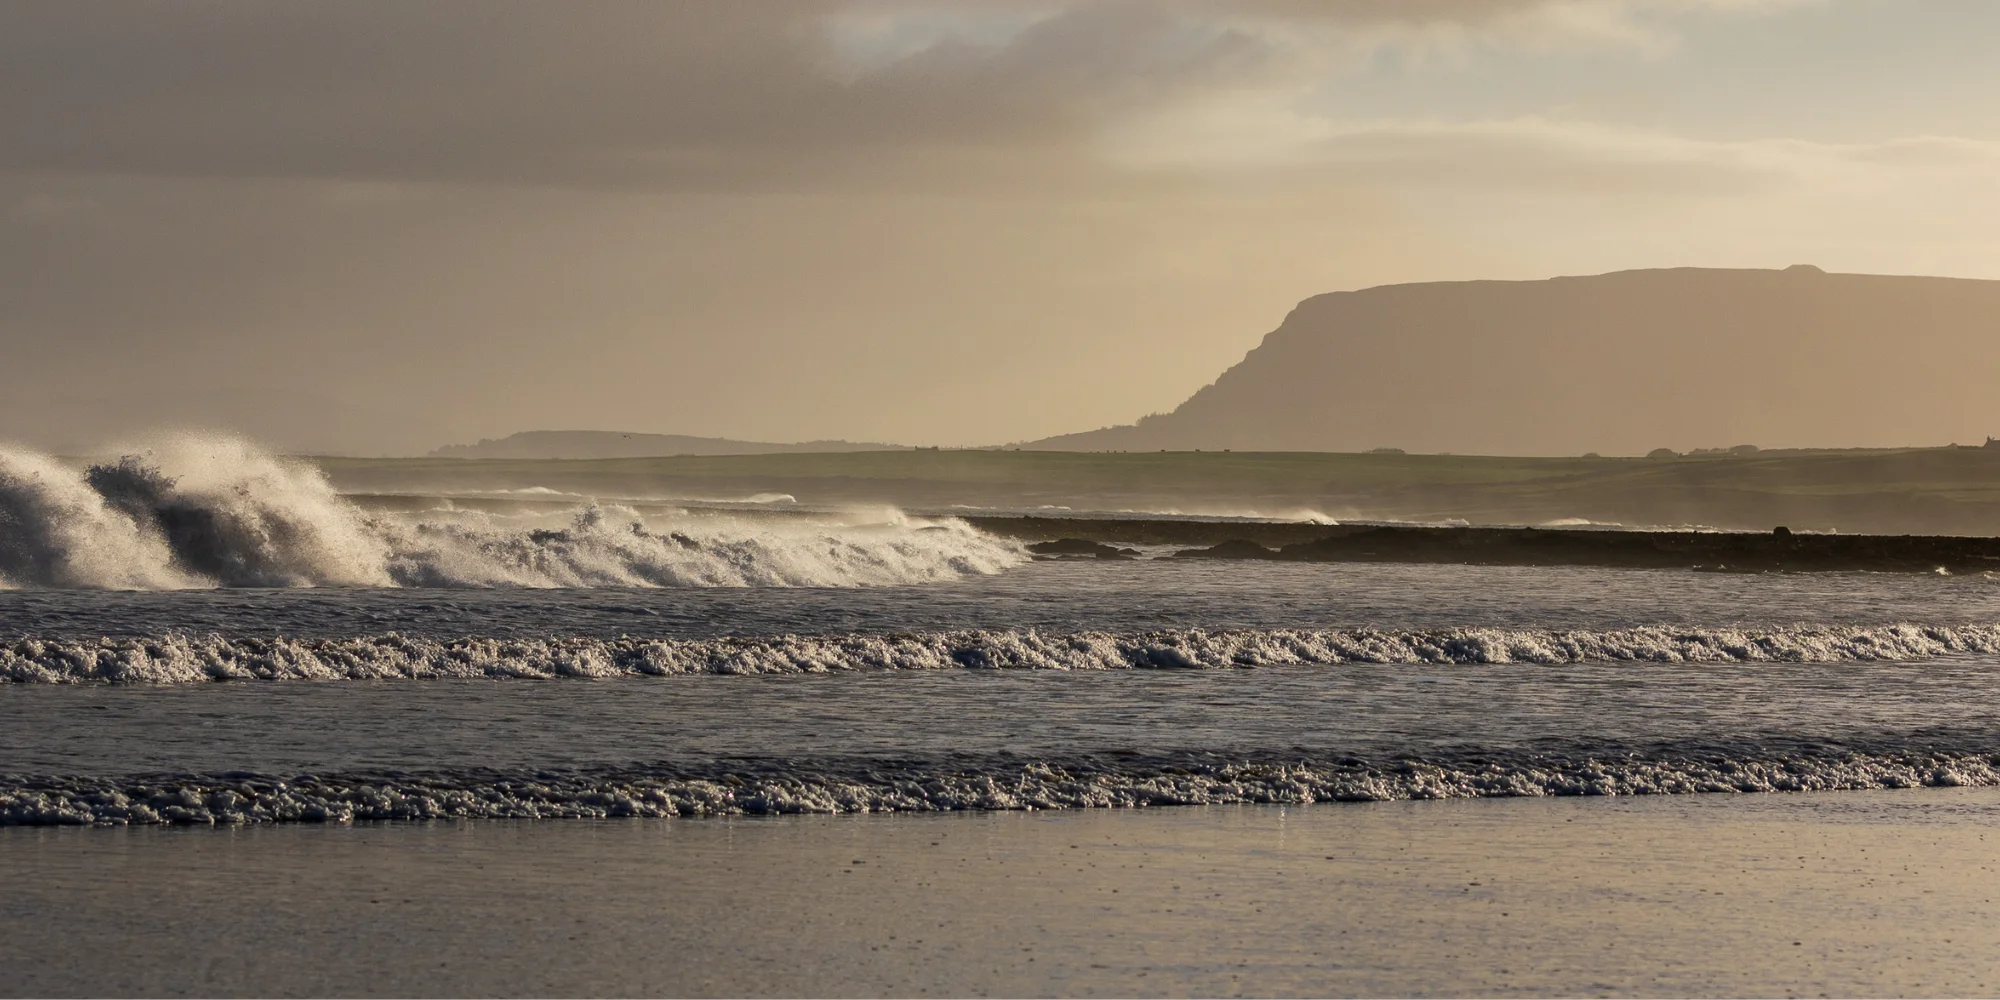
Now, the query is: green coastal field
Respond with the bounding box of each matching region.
[315,446,2000,535]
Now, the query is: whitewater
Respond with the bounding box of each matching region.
[5,436,2000,828]
[7,623,2000,684]
[0,436,1022,589]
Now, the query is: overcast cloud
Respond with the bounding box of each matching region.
[2,0,1995,453]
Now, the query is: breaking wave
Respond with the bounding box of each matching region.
[0,436,1022,590]
[7,622,1998,684]
[6,743,1997,825]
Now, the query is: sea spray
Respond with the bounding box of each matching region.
[83,439,393,587]
[0,446,196,589]
[0,436,1024,589]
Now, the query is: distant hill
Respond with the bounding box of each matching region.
[1025,266,2000,456]
[429,430,909,459]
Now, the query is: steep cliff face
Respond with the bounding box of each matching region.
[1029,267,2000,455]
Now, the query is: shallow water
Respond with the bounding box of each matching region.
[7,558,1996,637]
[4,558,1999,824]
[8,477,2000,994]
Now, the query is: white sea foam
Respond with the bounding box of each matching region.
[451,486,587,498]
[5,748,1995,825]
[5,623,1997,684]
[0,435,1024,590]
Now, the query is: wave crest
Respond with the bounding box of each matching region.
[0,446,194,589]
[6,623,1997,684]
[0,435,1022,590]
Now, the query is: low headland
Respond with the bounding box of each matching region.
[319,445,2000,537]
[994,520,2000,573]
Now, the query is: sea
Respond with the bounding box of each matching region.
[4,437,1998,996]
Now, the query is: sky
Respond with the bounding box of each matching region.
[4,0,1999,454]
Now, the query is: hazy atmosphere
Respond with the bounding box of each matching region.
[6,0,2000,454]
[13,7,2000,997]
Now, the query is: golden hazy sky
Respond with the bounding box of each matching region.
[3,1,1997,453]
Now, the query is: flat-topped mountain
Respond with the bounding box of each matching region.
[430,430,908,459]
[1029,266,2000,456]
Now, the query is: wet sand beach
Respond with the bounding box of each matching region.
[4,788,1996,997]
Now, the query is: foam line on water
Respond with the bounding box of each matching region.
[5,623,1997,684]
[5,744,1996,825]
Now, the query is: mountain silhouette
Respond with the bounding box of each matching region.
[1028,266,2000,455]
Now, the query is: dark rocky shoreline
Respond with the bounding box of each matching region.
[970,517,2000,573]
